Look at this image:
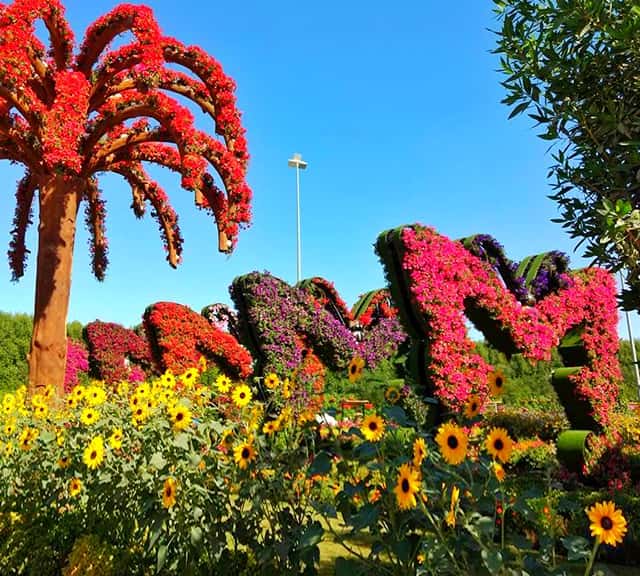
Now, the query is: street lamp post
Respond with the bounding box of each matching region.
[288,152,307,283]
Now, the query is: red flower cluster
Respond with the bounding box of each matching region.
[352,289,398,328]
[382,225,621,427]
[64,339,89,393]
[84,320,154,384]
[299,277,354,326]
[143,301,253,378]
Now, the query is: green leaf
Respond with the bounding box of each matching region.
[561,536,591,561]
[481,549,503,574]
[308,451,332,476]
[299,521,323,549]
[157,544,168,572]
[190,525,203,547]
[335,557,366,576]
[149,452,167,470]
[382,405,409,426]
[173,433,190,450]
[350,503,379,531]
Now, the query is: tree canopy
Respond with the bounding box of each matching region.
[493,0,640,308]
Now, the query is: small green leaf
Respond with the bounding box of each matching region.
[299,521,323,549]
[173,433,190,450]
[149,452,167,470]
[481,549,503,574]
[190,525,203,547]
[308,451,332,476]
[157,544,168,572]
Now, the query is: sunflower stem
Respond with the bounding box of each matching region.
[583,538,600,576]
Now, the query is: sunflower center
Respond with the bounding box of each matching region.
[601,516,613,530]
[90,450,97,460]
[166,487,173,497]
[494,439,504,451]
[242,448,250,459]
[495,377,503,388]
[471,402,477,411]
[240,392,246,399]
[401,478,410,493]
[369,422,378,431]
[176,413,184,421]
[447,435,459,449]
[349,365,357,375]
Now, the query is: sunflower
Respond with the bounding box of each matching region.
[30,394,46,408]
[116,381,129,396]
[220,429,234,449]
[83,436,105,470]
[160,371,176,389]
[86,386,106,406]
[69,478,82,497]
[435,422,468,465]
[264,373,280,390]
[109,428,124,450]
[586,501,628,547]
[215,374,232,393]
[18,428,38,451]
[4,442,13,455]
[234,442,256,469]
[384,386,401,404]
[3,419,16,436]
[262,420,279,435]
[58,455,70,469]
[485,428,514,463]
[282,377,292,399]
[347,357,365,383]
[179,368,199,388]
[131,404,149,426]
[162,477,177,509]
[463,394,482,419]
[80,407,100,426]
[170,404,192,431]
[72,385,86,401]
[393,463,421,510]
[492,461,506,482]
[231,384,252,408]
[33,404,48,419]
[488,369,506,397]
[445,485,460,527]
[2,393,15,410]
[413,437,428,468]
[65,395,78,410]
[361,414,385,442]
[135,383,150,397]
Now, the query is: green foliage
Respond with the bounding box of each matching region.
[493,0,640,308]
[66,320,84,342]
[0,312,31,394]
[485,408,569,442]
[618,339,640,402]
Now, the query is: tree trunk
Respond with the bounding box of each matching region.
[28,175,82,396]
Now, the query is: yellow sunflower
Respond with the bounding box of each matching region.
[435,422,468,466]
[393,463,421,511]
[463,394,482,419]
[179,368,199,387]
[282,377,292,399]
[80,407,100,426]
[413,437,428,468]
[33,404,48,419]
[160,371,176,389]
[86,386,106,406]
[215,374,232,393]
[18,428,38,451]
[485,427,514,463]
[4,442,14,455]
[347,357,365,383]
[109,428,124,450]
[492,461,506,482]
[220,429,234,448]
[488,369,506,397]
[72,385,86,401]
[170,404,192,431]
[234,442,256,469]
[162,477,177,509]
[262,420,279,435]
[198,356,208,373]
[116,381,129,396]
[69,478,82,497]
[361,414,385,442]
[2,393,15,410]
[58,455,70,469]
[65,395,78,410]
[131,404,149,426]
[264,373,280,390]
[445,485,460,527]
[384,386,401,404]
[3,419,16,436]
[231,384,252,408]
[586,501,627,547]
[30,394,46,408]
[83,436,105,470]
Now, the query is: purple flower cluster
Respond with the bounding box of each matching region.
[358,316,406,367]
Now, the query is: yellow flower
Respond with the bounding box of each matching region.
[18,428,38,451]
[220,429,234,448]
[65,395,78,410]
[72,385,86,401]
[435,422,468,466]
[3,419,16,436]
[31,394,46,408]
[262,420,279,435]
[361,414,385,442]
[43,384,55,400]
[4,442,14,455]
[234,442,256,469]
[170,404,192,431]
[58,455,71,469]
[109,428,123,450]
[80,407,100,426]
[162,477,177,509]
[2,393,15,410]
[264,373,280,390]
[485,428,514,463]
[160,371,176,389]
[86,386,106,406]
[282,377,292,399]
[393,463,421,510]
[56,428,65,446]
[586,501,627,547]
[69,477,82,497]
[83,436,105,470]
[179,368,199,388]
[384,386,401,404]
[488,369,506,397]
[131,404,149,426]
[413,437,428,468]
[445,485,460,527]
[215,374,232,393]
[198,356,208,373]
[33,403,48,419]
[231,384,252,408]
[492,461,506,482]
[463,394,482,419]
[135,383,150,397]
[347,357,365,383]
[116,381,129,396]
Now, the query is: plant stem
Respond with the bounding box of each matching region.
[583,539,600,576]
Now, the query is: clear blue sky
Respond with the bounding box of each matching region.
[1,0,638,338]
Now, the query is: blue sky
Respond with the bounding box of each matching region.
[1,0,638,339]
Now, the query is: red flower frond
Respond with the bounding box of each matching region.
[111,160,183,267]
[8,172,36,280]
[83,178,109,280]
[76,3,162,75]
[0,111,39,167]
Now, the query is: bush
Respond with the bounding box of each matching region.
[485,407,569,442]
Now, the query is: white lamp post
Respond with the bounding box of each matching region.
[288,152,307,283]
